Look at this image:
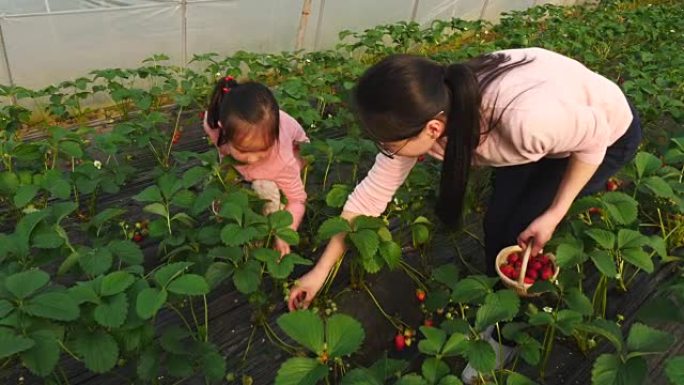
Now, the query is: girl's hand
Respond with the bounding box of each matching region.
[274,237,291,258]
[517,210,563,256]
[288,267,328,311]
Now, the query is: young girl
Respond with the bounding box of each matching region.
[288,47,641,383]
[203,76,309,256]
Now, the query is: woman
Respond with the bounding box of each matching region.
[289,47,641,383]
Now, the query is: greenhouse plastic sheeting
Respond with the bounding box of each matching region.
[0,0,585,90]
[1,3,182,89]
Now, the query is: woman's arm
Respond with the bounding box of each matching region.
[288,210,358,311]
[518,154,600,255]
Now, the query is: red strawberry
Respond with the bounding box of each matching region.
[524,277,535,285]
[606,179,619,192]
[133,233,143,243]
[417,155,426,162]
[526,269,538,280]
[507,253,520,264]
[541,267,554,280]
[539,255,550,265]
[416,289,426,303]
[588,207,602,215]
[531,261,543,271]
[424,319,434,327]
[514,260,522,269]
[394,334,406,351]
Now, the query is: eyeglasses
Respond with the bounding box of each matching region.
[374,110,445,159]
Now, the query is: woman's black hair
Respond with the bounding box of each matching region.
[354,53,533,228]
[206,77,280,148]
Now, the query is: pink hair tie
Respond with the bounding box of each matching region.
[225,76,234,82]
[222,87,230,94]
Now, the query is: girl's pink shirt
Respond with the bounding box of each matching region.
[204,110,309,229]
[344,47,633,217]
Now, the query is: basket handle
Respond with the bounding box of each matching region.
[517,238,534,286]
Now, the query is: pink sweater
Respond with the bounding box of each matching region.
[345,47,633,217]
[203,110,309,229]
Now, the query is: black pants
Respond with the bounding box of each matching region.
[483,103,643,276]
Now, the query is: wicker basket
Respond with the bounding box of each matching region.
[495,244,560,297]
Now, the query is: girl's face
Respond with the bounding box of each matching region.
[226,141,272,165]
[223,119,276,165]
[375,113,446,158]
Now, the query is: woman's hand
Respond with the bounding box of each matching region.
[288,266,329,311]
[517,210,563,256]
[273,237,291,258]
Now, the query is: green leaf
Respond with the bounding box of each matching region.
[617,229,648,249]
[665,356,684,385]
[621,248,654,273]
[515,334,542,366]
[648,235,667,259]
[555,310,582,336]
[108,240,144,266]
[14,184,40,208]
[182,166,209,188]
[422,358,449,384]
[133,185,163,203]
[317,217,351,241]
[100,271,135,296]
[59,141,83,157]
[418,326,446,355]
[277,310,325,354]
[23,292,80,321]
[267,256,295,280]
[643,176,675,198]
[270,210,294,229]
[73,330,119,373]
[276,228,300,245]
[91,208,126,229]
[200,343,226,381]
[137,347,160,380]
[576,319,624,352]
[167,274,209,296]
[233,260,261,294]
[20,330,60,377]
[349,229,380,259]
[94,292,128,328]
[603,192,638,225]
[451,276,492,304]
[352,216,385,231]
[379,241,402,269]
[396,374,429,385]
[438,375,463,385]
[591,354,646,385]
[160,326,192,355]
[221,223,259,246]
[326,314,365,357]
[412,224,430,246]
[68,284,100,305]
[590,250,618,278]
[464,339,496,373]
[204,262,233,288]
[475,290,520,331]
[626,323,673,354]
[219,202,244,225]
[585,229,616,249]
[0,331,35,358]
[0,299,13,318]
[341,369,384,385]
[634,152,661,178]
[5,269,50,299]
[432,264,460,289]
[154,261,193,287]
[506,372,538,385]
[326,184,351,208]
[564,288,593,316]
[79,247,113,276]
[171,190,195,209]
[275,357,328,385]
[143,202,168,218]
[32,225,64,249]
[136,288,167,320]
[555,241,586,268]
[42,170,71,199]
[441,333,467,357]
